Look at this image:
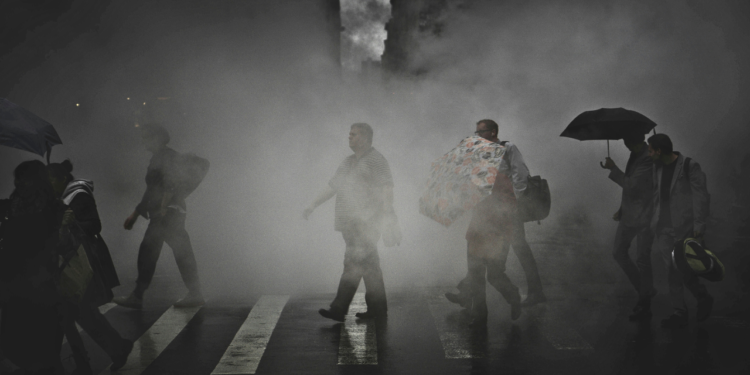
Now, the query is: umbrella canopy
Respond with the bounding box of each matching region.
[419,136,508,227]
[0,98,63,159]
[560,107,656,141]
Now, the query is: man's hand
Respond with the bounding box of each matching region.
[124,211,139,230]
[600,157,616,170]
[61,209,75,227]
[302,207,314,220]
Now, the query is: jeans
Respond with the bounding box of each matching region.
[134,210,201,298]
[329,221,387,315]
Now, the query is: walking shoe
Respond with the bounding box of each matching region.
[521,292,547,307]
[445,292,470,308]
[696,294,714,322]
[660,313,688,329]
[355,311,387,319]
[174,292,205,308]
[318,308,346,322]
[629,305,653,321]
[110,339,133,371]
[112,293,142,309]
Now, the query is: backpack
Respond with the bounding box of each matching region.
[171,153,210,198]
[499,141,551,223]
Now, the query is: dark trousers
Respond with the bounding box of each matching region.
[613,223,655,300]
[134,211,201,298]
[64,284,125,365]
[330,223,387,315]
[467,238,520,318]
[458,219,542,296]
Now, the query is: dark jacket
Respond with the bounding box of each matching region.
[608,144,654,227]
[650,153,710,236]
[135,147,186,218]
[63,179,120,305]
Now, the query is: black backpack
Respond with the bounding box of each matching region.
[171,153,210,198]
[500,141,551,223]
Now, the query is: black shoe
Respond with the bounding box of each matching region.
[629,305,653,321]
[110,339,133,370]
[660,313,688,329]
[354,311,387,319]
[521,292,547,307]
[319,308,346,322]
[696,295,714,322]
[445,292,469,308]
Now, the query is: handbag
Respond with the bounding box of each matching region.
[58,243,93,303]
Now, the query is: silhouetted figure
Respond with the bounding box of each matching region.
[600,133,656,320]
[48,160,133,373]
[446,119,545,310]
[304,123,400,321]
[0,160,64,374]
[114,123,204,309]
[647,134,712,328]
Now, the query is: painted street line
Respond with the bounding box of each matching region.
[426,292,488,359]
[533,316,593,351]
[211,295,290,375]
[63,302,118,345]
[100,304,203,375]
[338,293,378,365]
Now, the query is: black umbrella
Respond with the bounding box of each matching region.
[560,107,656,157]
[0,98,63,163]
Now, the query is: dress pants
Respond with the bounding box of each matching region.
[654,228,709,312]
[612,223,655,299]
[467,236,520,318]
[330,221,387,315]
[134,210,201,298]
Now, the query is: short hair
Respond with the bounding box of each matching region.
[351,123,373,144]
[140,123,170,145]
[477,119,499,134]
[647,133,673,154]
[47,159,74,182]
[14,160,55,198]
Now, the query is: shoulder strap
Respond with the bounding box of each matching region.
[499,141,508,146]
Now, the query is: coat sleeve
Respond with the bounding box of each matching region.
[506,143,529,196]
[608,156,652,192]
[69,194,102,237]
[688,160,710,235]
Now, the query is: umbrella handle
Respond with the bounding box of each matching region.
[46,143,51,165]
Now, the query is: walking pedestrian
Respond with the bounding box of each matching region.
[303,123,400,321]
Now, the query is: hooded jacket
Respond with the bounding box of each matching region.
[650,153,710,237]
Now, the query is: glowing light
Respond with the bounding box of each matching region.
[127,97,130,100]
[135,123,140,128]
[143,102,146,105]
[76,103,80,107]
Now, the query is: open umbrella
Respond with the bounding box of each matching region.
[419,136,508,227]
[0,98,63,163]
[560,107,656,156]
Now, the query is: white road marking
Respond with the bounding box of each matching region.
[211,295,289,375]
[99,305,203,375]
[426,292,488,359]
[337,293,378,365]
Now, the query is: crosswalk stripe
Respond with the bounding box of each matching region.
[533,316,593,351]
[337,293,378,365]
[63,302,118,345]
[99,305,203,375]
[426,292,487,359]
[210,295,290,375]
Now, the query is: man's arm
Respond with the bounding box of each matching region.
[688,160,710,237]
[506,143,529,196]
[303,186,336,220]
[608,155,652,192]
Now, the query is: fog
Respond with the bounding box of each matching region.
[1,0,748,304]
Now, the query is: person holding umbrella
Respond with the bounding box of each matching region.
[599,133,657,321]
[303,122,400,322]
